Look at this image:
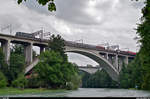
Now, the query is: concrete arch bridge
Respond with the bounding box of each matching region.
[0,33,135,82]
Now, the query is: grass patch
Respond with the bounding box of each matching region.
[128,88,137,90]
[0,87,67,95]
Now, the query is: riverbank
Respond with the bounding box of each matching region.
[0,87,67,95]
[0,88,150,97]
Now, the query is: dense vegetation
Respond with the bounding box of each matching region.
[136,0,150,90]
[0,45,26,88]
[30,50,81,89]
[119,0,150,90]
[80,69,118,88]
[119,53,143,89]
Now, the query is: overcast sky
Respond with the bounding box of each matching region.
[0,0,144,66]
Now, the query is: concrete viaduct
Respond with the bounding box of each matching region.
[0,33,135,82]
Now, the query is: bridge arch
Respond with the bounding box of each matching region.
[78,67,101,74]
[65,46,119,82]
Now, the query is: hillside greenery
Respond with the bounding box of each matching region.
[80,69,118,88]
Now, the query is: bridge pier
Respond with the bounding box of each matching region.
[1,40,10,65]
[108,55,113,67]
[115,54,119,71]
[118,57,124,72]
[104,53,109,60]
[24,43,33,65]
[40,46,45,54]
[124,56,129,65]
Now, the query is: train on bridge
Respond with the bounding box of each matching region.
[15,32,43,41]
[65,41,136,56]
[15,32,136,56]
[15,32,35,38]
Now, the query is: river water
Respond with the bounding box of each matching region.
[1,88,150,97]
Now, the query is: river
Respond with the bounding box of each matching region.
[1,88,150,97]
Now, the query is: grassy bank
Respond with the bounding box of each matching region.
[0,87,67,95]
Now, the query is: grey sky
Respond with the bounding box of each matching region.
[0,0,144,66]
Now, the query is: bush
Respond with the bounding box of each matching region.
[0,71,7,88]
[66,82,74,90]
[27,74,45,88]
[12,74,28,89]
[65,73,81,90]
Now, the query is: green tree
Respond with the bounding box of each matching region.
[1,44,26,85]
[49,34,67,62]
[17,0,56,12]
[9,54,25,82]
[119,53,143,89]
[11,44,24,56]
[81,69,118,88]
[34,50,80,89]
[26,74,42,88]
[135,0,150,90]
[27,34,81,89]
[34,51,64,88]
[0,48,5,67]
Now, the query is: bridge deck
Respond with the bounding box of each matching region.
[0,33,136,57]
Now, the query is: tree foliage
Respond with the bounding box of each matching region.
[49,34,67,62]
[0,45,26,85]
[8,53,25,82]
[0,48,8,73]
[0,48,5,66]
[12,73,28,89]
[119,53,143,89]
[17,0,56,12]
[34,50,80,89]
[0,71,7,88]
[11,44,24,56]
[136,0,150,90]
[81,69,118,88]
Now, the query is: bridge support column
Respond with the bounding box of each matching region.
[1,40,11,65]
[45,47,49,51]
[115,54,119,70]
[108,55,113,64]
[40,46,45,54]
[24,43,33,65]
[118,57,124,72]
[124,56,129,65]
[104,53,109,60]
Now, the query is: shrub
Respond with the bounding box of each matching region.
[0,71,7,88]
[12,74,28,89]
